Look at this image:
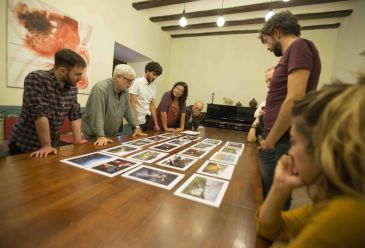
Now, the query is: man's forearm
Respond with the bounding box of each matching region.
[71,118,83,142]
[35,116,52,147]
[151,104,159,126]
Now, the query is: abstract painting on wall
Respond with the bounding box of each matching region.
[7,0,93,93]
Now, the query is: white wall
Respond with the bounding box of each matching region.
[0,0,171,106]
[168,29,338,109]
[332,0,365,83]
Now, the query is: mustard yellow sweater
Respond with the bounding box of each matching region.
[257,196,365,248]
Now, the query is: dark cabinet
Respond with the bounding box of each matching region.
[203,104,255,131]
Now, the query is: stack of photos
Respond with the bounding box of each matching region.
[145,135,170,142]
[210,152,239,165]
[61,152,116,168]
[182,130,200,136]
[197,160,235,180]
[156,154,198,171]
[127,149,168,163]
[180,135,201,141]
[101,144,141,157]
[124,138,154,147]
[165,138,191,146]
[201,138,222,146]
[191,142,216,151]
[123,165,184,190]
[225,141,245,150]
[219,146,243,156]
[178,147,210,159]
[174,174,229,208]
[86,158,141,177]
[149,143,180,152]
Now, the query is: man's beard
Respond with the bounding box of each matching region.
[63,73,76,86]
[273,41,283,57]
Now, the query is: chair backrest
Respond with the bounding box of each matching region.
[60,118,72,133]
[4,116,18,140]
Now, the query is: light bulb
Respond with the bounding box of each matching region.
[179,16,187,27]
[265,10,274,22]
[216,15,225,27]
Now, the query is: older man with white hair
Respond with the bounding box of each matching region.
[82,64,145,146]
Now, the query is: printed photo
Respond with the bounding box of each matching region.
[61,152,116,168]
[122,165,184,190]
[145,135,170,142]
[124,139,154,147]
[156,154,198,171]
[174,174,229,208]
[201,139,222,146]
[87,158,141,177]
[101,145,141,157]
[210,152,239,165]
[219,146,243,156]
[178,147,210,159]
[225,141,245,149]
[182,130,200,136]
[197,160,235,180]
[150,143,180,152]
[166,138,191,146]
[191,142,216,151]
[159,133,181,139]
[180,135,201,141]
[127,150,168,163]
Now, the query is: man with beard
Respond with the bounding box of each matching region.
[129,61,163,131]
[8,49,87,158]
[258,11,321,209]
[82,64,146,146]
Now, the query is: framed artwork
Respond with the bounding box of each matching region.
[7,0,93,93]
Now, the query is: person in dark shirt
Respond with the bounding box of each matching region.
[8,49,87,158]
[185,101,204,130]
[258,11,321,209]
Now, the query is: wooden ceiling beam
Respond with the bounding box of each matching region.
[171,23,341,38]
[150,0,350,22]
[133,0,199,10]
[162,9,352,31]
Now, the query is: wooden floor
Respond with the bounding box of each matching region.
[0,127,268,248]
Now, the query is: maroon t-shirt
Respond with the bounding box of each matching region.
[157,91,186,128]
[264,38,321,129]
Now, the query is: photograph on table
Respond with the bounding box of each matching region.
[165,138,191,146]
[159,133,181,139]
[225,141,245,149]
[101,144,141,157]
[210,152,239,165]
[178,147,210,159]
[180,135,201,142]
[201,138,222,146]
[127,150,168,163]
[149,143,180,153]
[122,165,184,190]
[191,142,216,151]
[124,138,154,147]
[156,154,198,171]
[174,174,229,208]
[218,146,243,156]
[86,158,141,177]
[144,135,170,142]
[61,152,116,168]
[197,160,235,180]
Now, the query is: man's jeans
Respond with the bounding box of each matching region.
[259,129,291,210]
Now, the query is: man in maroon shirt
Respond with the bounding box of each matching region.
[259,11,321,209]
[8,49,87,158]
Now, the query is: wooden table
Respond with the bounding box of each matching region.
[0,127,268,248]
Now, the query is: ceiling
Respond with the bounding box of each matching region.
[131,0,354,38]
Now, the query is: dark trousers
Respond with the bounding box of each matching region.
[140,115,152,132]
[8,141,25,155]
[259,129,292,210]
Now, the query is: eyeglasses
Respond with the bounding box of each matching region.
[120,75,134,84]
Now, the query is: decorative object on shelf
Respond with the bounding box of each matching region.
[236,101,242,107]
[223,97,234,105]
[212,92,215,104]
[249,98,257,108]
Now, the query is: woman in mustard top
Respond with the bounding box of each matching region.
[257,81,365,247]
